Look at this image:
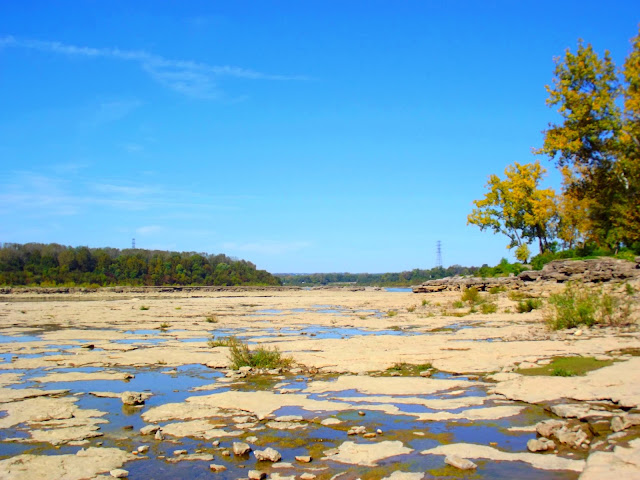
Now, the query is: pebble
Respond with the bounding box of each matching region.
[248,470,266,480]
[221,450,231,456]
[173,449,187,456]
[233,442,252,456]
[212,440,220,447]
[445,455,477,470]
[295,455,312,463]
[300,474,317,480]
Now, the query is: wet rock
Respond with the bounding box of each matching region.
[328,441,413,467]
[246,436,258,443]
[377,429,383,434]
[166,453,214,463]
[611,413,640,432]
[173,449,188,456]
[419,370,432,377]
[536,419,565,438]
[527,437,556,452]
[381,472,425,480]
[266,421,305,430]
[580,438,640,479]
[275,415,303,422]
[137,445,149,454]
[210,463,227,472]
[589,419,612,437]
[120,391,147,406]
[254,447,281,462]
[321,418,341,426]
[300,474,316,480]
[221,450,231,456]
[390,371,401,377]
[363,433,377,438]
[295,455,312,463]
[233,442,252,456]
[110,469,129,478]
[444,455,477,470]
[267,368,282,375]
[154,429,164,440]
[212,440,220,446]
[239,366,253,374]
[140,425,160,435]
[248,470,267,480]
[358,411,366,416]
[347,426,367,435]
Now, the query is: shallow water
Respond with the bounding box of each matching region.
[0,326,582,479]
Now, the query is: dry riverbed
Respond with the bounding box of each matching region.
[0,286,639,479]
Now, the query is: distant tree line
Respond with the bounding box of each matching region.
[279,265,479,287]
[0,243,282,287]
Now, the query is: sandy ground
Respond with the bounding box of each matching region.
[0,286,639,479]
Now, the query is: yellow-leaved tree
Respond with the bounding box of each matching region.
[467,161,558,259]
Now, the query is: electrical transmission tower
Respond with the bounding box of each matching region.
[132,238,136,249]
[436,240,442,268]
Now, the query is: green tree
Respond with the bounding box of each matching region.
[537,30,640,247]
[467,161,557,254]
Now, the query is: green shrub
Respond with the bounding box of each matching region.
[546,283,632,330]
[226,336,293,370]
[551,367,575,377]
[461,287,480,304]
[517,298,543,313]
[206,315,219,323]
[626,283,636,296]
[481,302,497,314]
[407,305,416,313]
[488,286,506,295]
[387,310,398,317]
[158,322,170,329]
[421,299,429,306]
[140,305,150,310]
[208,336,232,347]
[452,300,464,309]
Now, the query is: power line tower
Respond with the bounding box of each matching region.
[132,238,136,249]
[436,240,442,268]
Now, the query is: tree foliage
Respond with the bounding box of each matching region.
[467,161,557,255]
[537,29,640,247]
[0,243,281,287]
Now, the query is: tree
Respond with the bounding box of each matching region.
[556,166,592,249]
[537,30,640,247]
[467,161,557,254]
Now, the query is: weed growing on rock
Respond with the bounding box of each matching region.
[489,286,506,294]
[384,362,433,376]
[625,283,636,296]
[481,302,498,314]
[546,283,633,329]
[421,299,429,306]
[208,336,232,347]
[551,367,575,377]
[227,336,293,370]
[158,322,170,330]
[517,356,613,376]
[452,300,465,309]
[407,305,416,313]
[140,305,150,311]
[461,287,480,304]
[387,310,398,317]
[517,298,543,313]
[206,315,219,323]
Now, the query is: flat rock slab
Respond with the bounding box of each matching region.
[381,472,425,480]
[421,443,585,472]
[305,376,469,396]
[31,371,134,383]
[0,387,69,404]
[325,441,413,467]
[160,420,243,440]
[580,438,640,480]
[493,358,640,408]
[0,447,135,480]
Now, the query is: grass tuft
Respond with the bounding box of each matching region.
[481,302,498,314]
[517,298,543,313]
[206,314,219,323]
[139,305,150,311]
[225,336,293,370]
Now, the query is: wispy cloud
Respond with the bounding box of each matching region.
[136,225,163,235]
[221,241,311,256]
[0,35,308,99]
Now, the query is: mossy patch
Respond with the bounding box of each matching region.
[516,356,614,377]
[376,362,434,377]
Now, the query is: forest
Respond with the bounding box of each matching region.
[278,264,479,287]
[0,243,282,287]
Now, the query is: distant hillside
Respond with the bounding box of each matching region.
[0,243,281,287]
[278,265,479,287]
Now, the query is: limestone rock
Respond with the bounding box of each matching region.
[140,425,160,435]
[347,426,367,435]
[611,413,640,432]
[444,455,477,470]
[555,426,589,449]
[550,403,591,419]
[254,447,281,462]
[536,419,565,438]
[209,464,227,472]
[248,470,266,480]
[120,391,147,406]
[295,455,312,463]
[527,437,556,452]
[233,442,252,456]
[110,469,129,478]
[300,474,316,480]
[321,418,341,426]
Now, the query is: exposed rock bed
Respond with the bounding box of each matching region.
[413,257,640,292]
[0,286,639,479]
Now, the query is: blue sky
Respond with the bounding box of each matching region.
[0,1,637,273]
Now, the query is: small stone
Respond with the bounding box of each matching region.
[489,442,498,446]
[212,440,220,447]
[527,437,556,452]
[419,370,432,377]
[239,366,253,373]
[173,449,188,456]
[246,436,258,443]
[254,447,281,462]
[347,426,367,435]
[110,469,129,478]
[358,411,366,416]
[300,474,316,480]
[137,445,149,454]
[321,418,341,426]
[154,430,164,441]
[233,442,252,456]
[376,429,383,435]
[536,419,565,438]
[131,451,138,455]
[122,373,134,380]
[123,425,133,430]
[363,433,377,438]
[140,425,160,435]
[209,464,227,472]
[295,455,312,463]
[221,450,231,456]
[574,329,583,337]
[390,371,401,377]
[96,442,103,446]
[444,455,477,470]
[248,470,266,480]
